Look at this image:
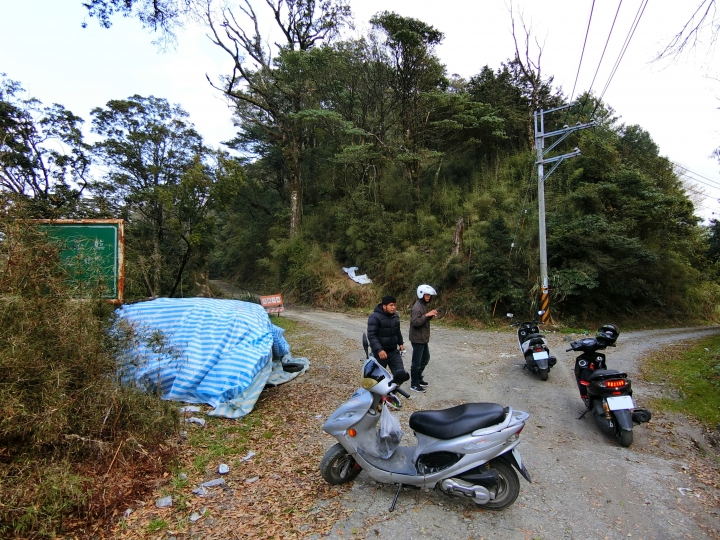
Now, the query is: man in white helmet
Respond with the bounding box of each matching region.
[408,284,438,393]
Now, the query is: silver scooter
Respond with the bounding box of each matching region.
[320,334,531,511]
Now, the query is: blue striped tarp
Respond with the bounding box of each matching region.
[117,298,308,419]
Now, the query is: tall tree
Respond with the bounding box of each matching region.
[205,0,351,237]
[369,12,445,197]
[91,95,238,297]
[0,76,91,216]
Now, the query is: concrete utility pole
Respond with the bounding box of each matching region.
[534,104,593,324]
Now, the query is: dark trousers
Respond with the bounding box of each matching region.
[411,342,430,386]
[378,349,405,375]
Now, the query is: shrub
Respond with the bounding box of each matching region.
[0,200,177,536]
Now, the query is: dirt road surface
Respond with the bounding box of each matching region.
[283,306,720,540]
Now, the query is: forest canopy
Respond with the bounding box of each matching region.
[2,0,720,324]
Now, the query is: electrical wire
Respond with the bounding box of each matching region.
[578,122,720,192]
[592,0,650,116]
[583,126,720,217]
[569,0,596,104]
[587,0,623,96]
[510,164,538,258]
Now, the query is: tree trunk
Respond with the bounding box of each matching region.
[452,216,464,256]
[168,244,192,298]
[290,176,301,237]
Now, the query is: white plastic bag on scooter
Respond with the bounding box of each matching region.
[377,402,403,458]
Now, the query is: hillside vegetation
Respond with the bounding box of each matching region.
[2,2,720,328]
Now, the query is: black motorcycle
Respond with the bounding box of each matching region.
[567,324,651,447]
[508,313,557,381]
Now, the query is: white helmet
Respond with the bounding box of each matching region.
[417,284,437,299]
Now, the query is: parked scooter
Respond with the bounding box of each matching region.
[320,334,531,511]
[567,324,651,447]
[507,312,557,381]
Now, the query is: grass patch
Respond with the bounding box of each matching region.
[269,315,298,331]
[146,518,168,533]
[641,334,720,426]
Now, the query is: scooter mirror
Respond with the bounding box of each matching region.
[507,313,513,318]
[538,310,545,315]
[391,370,410,385]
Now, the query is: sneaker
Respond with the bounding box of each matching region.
[419,380,429,387]
[410,384,426,393]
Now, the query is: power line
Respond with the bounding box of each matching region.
[587,0,623,96]
[569,0,596,104]
[582,124,720,197]
[592,0,650,116]
[581,126,719,218]
[673,162,720,189]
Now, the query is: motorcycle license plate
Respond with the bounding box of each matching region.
[606,395,634,411]
[532,351,549,360]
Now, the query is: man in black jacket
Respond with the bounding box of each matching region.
[367,295,406,374]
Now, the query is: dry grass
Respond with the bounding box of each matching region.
[0,206,178,537]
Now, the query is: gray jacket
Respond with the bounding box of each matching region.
[409,298,433,344]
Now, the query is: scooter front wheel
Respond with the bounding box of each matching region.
[320,443,362,485]
[483,459,520,510]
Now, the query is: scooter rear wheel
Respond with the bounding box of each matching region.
[617,428,633,448]
[483,459,520,510]
[538,368,549,381]
[320,443,361,485]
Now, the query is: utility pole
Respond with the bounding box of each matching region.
[534,104,593,324]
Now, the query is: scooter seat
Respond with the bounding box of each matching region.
[409,403,507,440]
[523,333,544,342]
[587,369,625,381]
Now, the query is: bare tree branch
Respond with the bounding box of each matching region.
[656,0,719,60]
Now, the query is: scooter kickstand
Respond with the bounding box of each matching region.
[389,483,403,512]
[578,407,591,420]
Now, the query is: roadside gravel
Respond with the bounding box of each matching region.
[284,307,720,540]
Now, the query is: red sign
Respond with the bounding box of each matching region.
[260,294,284,314]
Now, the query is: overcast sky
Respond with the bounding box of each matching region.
[2,0,720,220]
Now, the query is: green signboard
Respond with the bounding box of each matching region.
[39,220,124,303]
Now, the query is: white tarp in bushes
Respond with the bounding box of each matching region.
[117,298,308,419]
[342,266,372,284]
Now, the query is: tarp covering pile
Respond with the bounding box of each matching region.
[117,298,309,419]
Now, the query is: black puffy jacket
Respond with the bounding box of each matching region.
[367,304,404,356]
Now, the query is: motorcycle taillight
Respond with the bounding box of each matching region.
[604,380,625,388]
[534,347,543,352]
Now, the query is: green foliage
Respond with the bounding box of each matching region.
[642,334,720,426]
[0,75,91,217]
[260,236,338,303]
[91,95,241,299]
[6,5,718,325]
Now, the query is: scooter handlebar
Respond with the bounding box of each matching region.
[395,388,410,399]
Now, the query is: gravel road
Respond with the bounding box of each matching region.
[284,306,720,540]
